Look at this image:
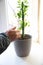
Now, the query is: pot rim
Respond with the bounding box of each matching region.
[15,34,32,41]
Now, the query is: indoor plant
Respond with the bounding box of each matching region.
[14,0,32,57]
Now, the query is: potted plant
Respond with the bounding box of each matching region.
[13,0,32,57]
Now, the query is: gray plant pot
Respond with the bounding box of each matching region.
[14,34,32,57]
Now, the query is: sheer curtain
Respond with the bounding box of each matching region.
[39,0,43,44]
[5,0,38,42]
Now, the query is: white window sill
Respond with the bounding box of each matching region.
[0,42,43,65]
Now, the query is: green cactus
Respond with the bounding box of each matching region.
[17,0,30,38]
[9,0,30,39]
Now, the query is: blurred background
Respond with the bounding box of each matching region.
[0,0,42,44]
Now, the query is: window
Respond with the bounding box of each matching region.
[39,0,43,44]
[5,0,38,42]
[0,0,7,32]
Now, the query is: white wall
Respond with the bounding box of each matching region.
[0,0,7,32]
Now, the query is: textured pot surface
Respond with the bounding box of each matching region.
[14,34,32,57]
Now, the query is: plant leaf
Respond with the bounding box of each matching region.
[17,10,22,18]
